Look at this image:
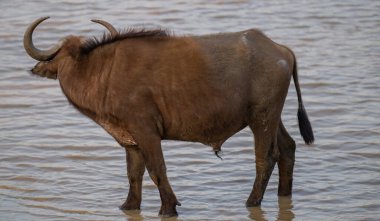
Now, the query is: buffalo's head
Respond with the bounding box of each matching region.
[24,17,117,79]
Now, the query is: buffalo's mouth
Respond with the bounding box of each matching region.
[30,61,57,79]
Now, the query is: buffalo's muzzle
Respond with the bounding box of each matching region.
[31,61,57,79]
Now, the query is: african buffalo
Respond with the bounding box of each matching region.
[24,17,314,217]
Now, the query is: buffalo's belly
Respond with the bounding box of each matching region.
[162,108,246,148]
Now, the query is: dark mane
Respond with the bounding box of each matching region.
[80,28,171,54]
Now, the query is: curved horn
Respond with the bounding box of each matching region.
[24,17,63,61]
[91,19,118,37]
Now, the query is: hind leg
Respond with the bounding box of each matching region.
[246,108,280,207]
[277,120,296,196]
[120,146,145,210]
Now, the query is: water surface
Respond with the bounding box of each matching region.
[1,0,379,220]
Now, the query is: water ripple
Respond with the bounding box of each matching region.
[1,0,379,220]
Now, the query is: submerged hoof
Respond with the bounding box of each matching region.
[159,209,178,218]
[278,189,292,197]
[246,198,262,208]
[159,201,181,217]
[119,201,141,211]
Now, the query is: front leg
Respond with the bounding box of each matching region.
[138,134,181,217]
[119,95,180,216]
[120,146,145,210]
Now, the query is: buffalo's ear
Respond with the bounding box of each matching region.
[63,36,83,60]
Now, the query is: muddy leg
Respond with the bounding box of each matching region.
[138,135,180,217]
[277,120,296,196]
[246,111,280,207]
[120,146,145,210]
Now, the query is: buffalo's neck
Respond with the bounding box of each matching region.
[58,53,112,120]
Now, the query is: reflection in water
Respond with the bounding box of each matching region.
[121,209,144,221]
[160,216,179,221]
[248,197,294,221]
[122,209,180,221]
[277,197,295,221]
[248,206,267,221]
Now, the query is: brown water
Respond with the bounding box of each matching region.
[1,0,379,220]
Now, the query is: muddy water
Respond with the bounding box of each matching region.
[1,0,379,220]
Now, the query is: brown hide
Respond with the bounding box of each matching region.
[56,30,291,151]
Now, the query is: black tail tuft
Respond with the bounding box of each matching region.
[288,47,315,145]
[297,105,314,145]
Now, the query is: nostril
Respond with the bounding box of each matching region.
[30,61,50,77]
[30,67,38,75]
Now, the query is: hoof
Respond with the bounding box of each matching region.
[119,201,140,211]
[159,206,179,217]
[278,190,292,197]
[159,201,181,217]
[246,198,262,208]
[278,182,293,196]
[159,210,178,218]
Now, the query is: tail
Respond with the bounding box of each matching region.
[291,52,314,144]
